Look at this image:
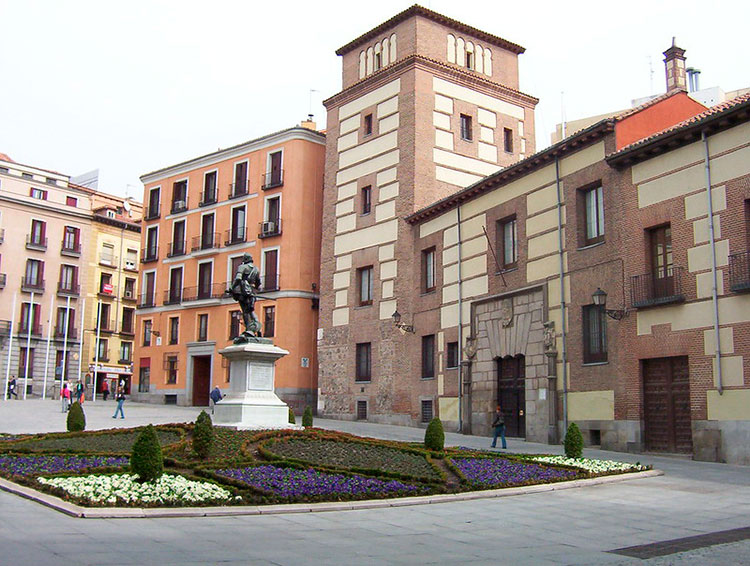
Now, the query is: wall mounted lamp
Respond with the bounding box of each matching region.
[592,288,628,320]
[391,310,415,334]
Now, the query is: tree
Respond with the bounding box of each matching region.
[564,422,584,459]
[192,410,214,459]
[131,425,164,482]
[66,401,86,432]
[302,406,313,428]
[424,417,445,451]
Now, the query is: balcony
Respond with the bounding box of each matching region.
[60,241,81,257]
[630,267,685,309]
[729,251,750,293]
[229,181,248,199]
[137,293,156,308]
[120,323,135,336]
[96,319,115,333]
[182,282,229,302]
[262,169,284,190]
[262,274,279,292]
[191,233,220,253]
[98,284,116,298]
[57,282,80,297]
[118,356,133,365]
[258,219,282,239]
[26,234,47,251]
[0,321,10,335]
[99,253,118,268]
[0,273,5,288]
[171,199,188,214]
[21,276,45,293]
[141,246,159,263]
[163,288,183,306]
[95,350,110,363]
[54,326,78,340]
[200,188,217,207]
[225,226,247,246]
[122,289,137,302]
[18,323,42,336]
[144,205,160,221]
[167,240,186,258]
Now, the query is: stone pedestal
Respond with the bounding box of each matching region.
[214,340,300,430]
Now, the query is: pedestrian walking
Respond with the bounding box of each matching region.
[490,405,507,449]
[102,379,109,401]
[61,383,71,412]
[209,385,224,413]
[74,380,84,404]
[112,386,125,419]
[7,376,18,400]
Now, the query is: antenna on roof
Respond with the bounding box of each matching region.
[308,89,319,119]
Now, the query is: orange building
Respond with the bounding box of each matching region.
[135,123,325,409]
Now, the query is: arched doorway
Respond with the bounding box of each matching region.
[496,355,525,438]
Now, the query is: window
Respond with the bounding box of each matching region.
[267,151,283,187]
[18,347,34,378]
[498,216,518,269]
[358,266,373,306]
[355,343,371,381]
[138,365,150,393]
[422,335,435,379]
[145,226,158,259]
[59,264,78,293]
[446,341,459,369]
[421,400,434,423]
[422,247,436,293]
[168,267,183,304]
[231,206,246,242]
[24,259,44,287]
[263,249,279,291]
[198,262,213,299]
[125,249,137,270]
[361,186,371,215]
[30,187,47,200]
[171,180,187,212]
[100,272,113,294]
[98,303,111,330]
[356,400,368,420]
[198,314,208,342]
[101,243,115,265]
[229,311,241,340]
[169,317,179,344]
[143,320,152,347]
[171,220,186,256]
[124,278,135,299]
[147,187,160,218]
[165,355,178,384]
[364,114,373,136]
[66,196,77,207]
[20,302,41,334]
[120,342,132,363]
[503,128,513,153]
[62,226,80,253]
[22,172,33,180]
[264,306,275,338]
[582,305,607,363]
[55,307,75,337]
[203,171,217,203]
[374,51,382,71]
[584,185,604,245]
[466,50,474,69]
[29,219,46,246]
[233,161,248,197]
[200,213,215,249]
[122,308,135,334]
[96,338,109,361]
[460,114,473,141]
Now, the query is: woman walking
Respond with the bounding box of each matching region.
[112,386,125,419]
[61,383,71,412]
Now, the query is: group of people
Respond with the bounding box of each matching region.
[58,377,127,419]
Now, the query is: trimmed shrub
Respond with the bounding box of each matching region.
[424,417,445,451]
[302,406,313,428]
[66,401,86,432]
[288,407,296,425]
[130,424,164,482]
[564,422,584,459]
[192,411,214,459]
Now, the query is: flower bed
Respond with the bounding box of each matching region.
[263,437,440,481]
[7,429,182,454]
[0,455,128,477]
[216,465,422,499]
[37,473,232,505]
[450,457,579,487]
[165,427,256,463]
[526,455,650,474]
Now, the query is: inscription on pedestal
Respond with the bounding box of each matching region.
[248,363,274,391]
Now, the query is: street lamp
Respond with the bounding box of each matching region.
[391,310,415,334]
[592,288,627,320]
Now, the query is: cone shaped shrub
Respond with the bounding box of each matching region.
[302,406,313,428]
[192,410,214,459]
[131,424,164,482]
[288,407,296,424]
[424,417,445,451]
[564,422,584,458]
[66,401,86,432]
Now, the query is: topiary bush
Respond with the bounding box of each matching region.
[66,401,86,432]
[288,407,296,424]
[424,417,445,451]
[192,410,214,459]
[130,424,164,482]
[302,406,313,428]
[564,422,584,458]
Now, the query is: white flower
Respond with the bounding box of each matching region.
[527,456,649,473]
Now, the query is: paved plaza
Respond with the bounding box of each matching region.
[0,399,748,565]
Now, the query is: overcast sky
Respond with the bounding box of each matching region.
[1,0,747,200]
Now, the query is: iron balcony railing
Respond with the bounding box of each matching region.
[229,181,248,199]
[191,233,220,252]
[137,293,156,308]
[258,219,281,239]
[21,276,45,292]
[163,288,183,305]
[54,326,78,340]
[170,199,188,214]
[261,169,284,190]
[61,241,81,256]
[57,282,80,296]
[729,251,750,293]
[97,319,115,333]
[262,274,279,292]
[225,226,246,246]
[144,205,160,220]
[141,246,158,263]
[182,282,229,302]
[18,322,43,336]
[167,240,186,257]
[200,188,217,206]
[26,234,47,250]
[630,266,685,309]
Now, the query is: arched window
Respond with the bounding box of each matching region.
[359,51,366,79]
[484,48,492,77]
[456,37,465,67]
[447,34,456,63]
[382,37,390,66]
[389,33,397,62]
[366,46,374,75]
[465,41,475,70]
[475,45,484,74]
[374,43,382,71]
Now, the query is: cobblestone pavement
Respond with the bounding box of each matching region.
[0,400,748,565]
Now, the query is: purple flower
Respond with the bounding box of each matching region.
[0,455,129,476]
[450,457,577,487]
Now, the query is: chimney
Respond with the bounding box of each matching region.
[300,114,317,131]
[663,37,687,92]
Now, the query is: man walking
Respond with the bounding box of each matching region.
[112,386,125,419]
[7,376,18,400]
[491,405,507,449]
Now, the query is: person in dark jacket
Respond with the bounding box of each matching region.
[491,405,507,449]
[7,376,18,400]
[209,386,224,413]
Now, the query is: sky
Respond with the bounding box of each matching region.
[0,0,747,200]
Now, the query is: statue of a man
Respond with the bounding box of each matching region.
[230,253,262,342]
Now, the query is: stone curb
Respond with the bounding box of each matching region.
[0,469,663,519]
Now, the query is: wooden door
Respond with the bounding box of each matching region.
[198,262,212,299]
[496,355,526,438]
[201,214,214,248]
[192,356,211,406]
[270,151,282,185]
[643,356,692,453]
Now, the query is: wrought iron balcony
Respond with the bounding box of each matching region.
[118,356,133,365]
[170,199,188,214]
[229,181,248,199]
[54,326,78,340]
[261,169,284,190]
[200,188,217,207]
[163,288,183,306]
[182,283,229,302]
[26,234,47,250]
[137,293,156,308]
[191,233,220,252]
[18,322,42,336]
[729,251,750,293]
[97,319,115,333]
[21,276,45,292]
[167,240,186,257]
[630,267,685,309]
[262,274,279,292]
[144,205,161,220]
[141,246,159,263]
[258,219,282,239]
[61,241,81,257]
[57,282,80,296]
[224,226,247,246]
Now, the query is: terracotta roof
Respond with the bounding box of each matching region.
[335,4,525,56]
[607,92,750,165]
[612,89,693,121]
[0,153,13,163]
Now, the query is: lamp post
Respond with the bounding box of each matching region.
[592,288,627,320]
[391,310,415,334]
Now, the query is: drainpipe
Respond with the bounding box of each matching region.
[457,205,464,432]
[702,131,723,395]
[554,156,569,433]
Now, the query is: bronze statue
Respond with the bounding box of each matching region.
[230,253,262,342]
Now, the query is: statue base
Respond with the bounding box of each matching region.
[214,341,301,430]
